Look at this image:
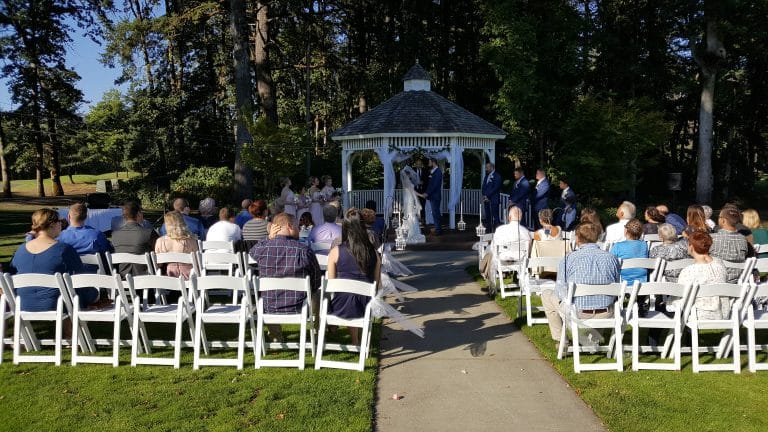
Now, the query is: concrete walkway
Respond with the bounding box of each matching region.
[376,251,605,432]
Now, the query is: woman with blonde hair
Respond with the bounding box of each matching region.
[10,208,99,311]
[154,211,199,279]
[742,209,768,248]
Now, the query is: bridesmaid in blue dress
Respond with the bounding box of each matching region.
[10,208,98,312]
[326,208,381,345]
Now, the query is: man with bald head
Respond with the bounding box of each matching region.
[159,198,205,239]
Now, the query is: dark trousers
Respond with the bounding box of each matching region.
[484,198,500,227]
[429,199,442,233]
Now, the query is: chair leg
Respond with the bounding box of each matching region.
[298,316,307,370]
[173,315,183,369]
[131,311,140,367]
[13,309,21,365]
[732,321,741,374]
[747,323,756,373]
[673,326,682,371]
[72,306,80,366]
[236,315,246,371]
[193,311,203,370]
[112,318,121,367]
[314,316,327,370]
[254,316,265,369]
[54,313,63,367]
[691,325,700,373]
[0,315,5,365]
[631,323,639,371]
[571,319,581,373]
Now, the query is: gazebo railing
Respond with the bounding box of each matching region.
[347,189,498,215]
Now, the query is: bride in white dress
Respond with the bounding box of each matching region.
[400,165,426,244]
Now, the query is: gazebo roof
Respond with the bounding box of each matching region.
[331,64,506,139]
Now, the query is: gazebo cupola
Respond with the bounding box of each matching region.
[331,63,506,229]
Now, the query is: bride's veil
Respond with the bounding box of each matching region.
[400,165,420,189]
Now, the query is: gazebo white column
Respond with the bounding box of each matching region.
[341,148,353,209]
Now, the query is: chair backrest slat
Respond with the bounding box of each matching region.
[572,282,623,297]
[257,277,311,293]
[322,278,376,297]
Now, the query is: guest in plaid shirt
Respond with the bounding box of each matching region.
[249,212,321,341]
[710,206,749,283]
[541,222,621,342]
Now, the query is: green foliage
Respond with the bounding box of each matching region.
[241,116,310,196]
[111,177,168,211]
[557,97,670,204]
[171,166,233,206]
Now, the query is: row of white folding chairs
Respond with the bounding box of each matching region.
[555,279,768,373]
[0,272,375,371]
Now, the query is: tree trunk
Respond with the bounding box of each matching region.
[42,87,64,196]
[0,114,12,197]
[254,1,278,124]
[230,0,254,201]
[30,66,45,197]
[696,18,725,204]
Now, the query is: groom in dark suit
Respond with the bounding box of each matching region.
[419,158,443,235]
[482,162,502,228]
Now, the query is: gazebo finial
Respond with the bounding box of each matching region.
[403,62,431,92]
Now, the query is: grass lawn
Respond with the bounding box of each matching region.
[467,266,768,432]
[7,172,138,197]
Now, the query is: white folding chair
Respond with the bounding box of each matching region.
[315,253,329,271]
[520,256,561,326]
[198,251,244,277]
[79,253,107,275]
[2,273,73,365]
[192,275,256,370]
[106,252,155,279]
[722,257,757,285]
[311,240,334,254]
[660,258,694,282]
[315,278,376,371]
[626,281,691,371]
[151,251,200,277]
[754,244,768,255]
[755,257,768,275]
[557,282,625,373]
[255,276,315,369]
[128,274,201,368]
[642,233,661,250]
[621,257,663,283]
[743,282,768,372]
[685,282,747,373]
[199,240,235,253]
[65,273,131,367]
[494,240,530,300]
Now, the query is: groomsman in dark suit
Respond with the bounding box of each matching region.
[559,178,577,230]
[418,158,443,235]
[413,159,428,223]
[482,162,502,228]
[509,167,531,228]
[533,169,550,229]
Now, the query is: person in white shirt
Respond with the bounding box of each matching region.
[480,206,532,283]
[205,207,242,244]
[605,200,635,243]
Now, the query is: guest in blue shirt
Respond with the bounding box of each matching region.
[610,219,649,288]
[57,203,113,273]
[10,208,98,312]
[365,200,386,241]
[235,199,253,228]
[309,205,342,254]
[159,198,205,239]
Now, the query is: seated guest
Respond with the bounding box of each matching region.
[110,199,154,232]
[111,200,159,276]
[533,208,561,241]
[480,206,532,283]
[198,197,218,231]
[541,222,621,343]
[605,201,635,243]
[308,205,342,254]
[10,208,98,311]
[365,200,386,240]
[205,207,242,245]
[610,218,649,290]
[675,231,728,319]
[159,198,205,239]
[702,205,716,231]
[656,204,686,235]
[235,199,253,228]
[248,213,321,342]
[326,208,381,345]
[57,203,114,273]
[154,211,199,279]
[299,212,315,230]
[360,207,382,249]
[642,206,665,235]
[579,208,604,241]
[710,206,749,283]
[743,209,768,256]
[650,223,689,282]
[684,204,709,237]
[242,199,270,250]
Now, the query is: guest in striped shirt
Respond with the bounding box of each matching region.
[249,212,321,342]
[541,222,621,343]
[242,199,270,250]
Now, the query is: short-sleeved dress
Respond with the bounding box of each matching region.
[10,242,97,311]
[329,244,376,319]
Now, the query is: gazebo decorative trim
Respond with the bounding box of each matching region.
[331,63,506,229]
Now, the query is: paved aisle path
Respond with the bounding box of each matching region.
[376,251,605,432]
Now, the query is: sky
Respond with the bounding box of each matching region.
[0,24,126,114]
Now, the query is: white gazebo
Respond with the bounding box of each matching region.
[331,63,506,229]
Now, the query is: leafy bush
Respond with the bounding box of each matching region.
[171,166,233,206]
[111,177,168,210]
